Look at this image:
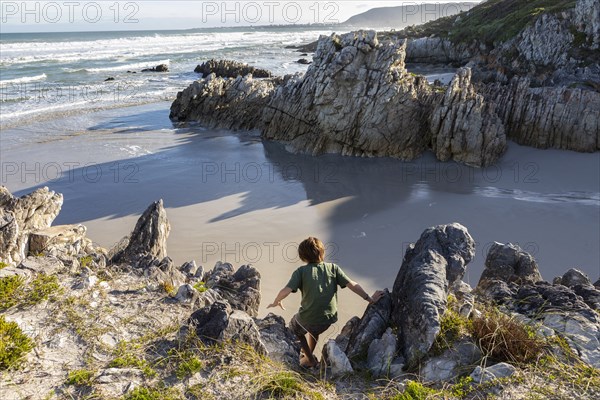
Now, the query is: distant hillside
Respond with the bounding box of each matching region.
[342,2,479,28]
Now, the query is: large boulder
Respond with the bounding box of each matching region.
[343,289,392,360]
[256,313,300,366]
[391,223,475,369]
[0,186,63,266]
[110,200,170,267]
[322,340,353,377]
[28,224,92,258]
[420,340,481,383]
[204,262,261,317]
[189,301,266,355]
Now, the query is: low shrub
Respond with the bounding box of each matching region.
[0,315,34,370]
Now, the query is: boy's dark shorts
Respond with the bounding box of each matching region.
[289,314,331,338]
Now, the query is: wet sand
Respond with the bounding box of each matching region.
[2,102,599,349]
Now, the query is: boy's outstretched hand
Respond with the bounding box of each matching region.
[369,290,385,304]
[267,301,286,310]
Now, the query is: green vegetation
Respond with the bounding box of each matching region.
[161,281,176,297]
[78,255,94,269]
[450,375,474,398]
[193,282,207,293]
[0,274,62,311]
[432,296,472,354]
[255,371,324,399]
[0,315,34,370]
[0,262,8,269]
[110,341,156,377]
[391,0,577,45]
[65,369,95,386]
[172,350,203,379]
[393,381,437,400]
[0,275,24,310]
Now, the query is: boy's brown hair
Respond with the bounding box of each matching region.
[298,237,325,263]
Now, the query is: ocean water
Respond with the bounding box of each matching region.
[0,26,337,128]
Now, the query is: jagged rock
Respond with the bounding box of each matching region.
[256,313,300,366]
[575,0,600,49]
[0,186,63,266]
[561,268,592,288]
[144,257,186,289]
[322,340,353,377]
[430,68,506,167]
[141,64,169,72]
[29,225,91,258]
[189,301,266,354]
[335,316,360,352]
[344,289,392,360]
[392,223,475,368]
[110,200,170,267]
[297,58,311,65]
[572,284,600,310]
[420,340,481,383]
[477,242,543,291]
[595,279,600,289]
[470,362,517,384]
[180,261,198,277]
[366,328,398,378]
[169,73,279,130]
[194,59,272,78]
[204,263,261,317]
[194,265,205,280]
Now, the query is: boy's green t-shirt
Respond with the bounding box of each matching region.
[285,262,351,326]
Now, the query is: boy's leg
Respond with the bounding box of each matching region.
[298,334,318,367]
[307,333,319,353]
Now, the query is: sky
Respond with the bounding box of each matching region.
[0,0,479,33]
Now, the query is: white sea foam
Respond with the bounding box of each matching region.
[0,73,47,86]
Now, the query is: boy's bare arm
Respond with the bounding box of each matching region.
[347,281,384,304]
[267,287,293,310]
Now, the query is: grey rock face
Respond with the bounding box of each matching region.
[0,186,63,266]
[344,289,392,360]
[405,37,473,65]
[482,79,600,153]
[189,301,266,354]
[110,200,170,266]
[430,68,506,167]
[366,328,398,378]
[322,340,353,377]
[477,242,543,289]
[420,340,481,383]
[575,0,600,49]
[204,263,261,317]
[194,59,272,78]
[29,225,91,258]
[256,313,300,366]
[392,223,475,368]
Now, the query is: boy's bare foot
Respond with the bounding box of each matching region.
[299,353,318,368]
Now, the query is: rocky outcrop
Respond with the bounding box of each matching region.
[392,223,475,368]
[194,59,272,78]
[475,242,543,303]
[420,340,481,383]
[204,262,261,317]
[405,37,474,65]
[256,313,300,366]
[430,68,506,166]
[169,74,279,130]
[0,186,63,266]
[574,0,600,49]
[110,200,170,266]
[171,31,508,167]
[189,301,267,355]
[343,289,392,360]
[482,79,600,152]
[322,340,353,377]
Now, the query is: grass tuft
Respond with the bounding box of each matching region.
[65,369,95,386]
[0,315,34,370]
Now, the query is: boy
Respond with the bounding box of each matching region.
[267,237,383,368]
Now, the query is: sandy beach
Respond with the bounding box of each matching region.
[2,101,599,348]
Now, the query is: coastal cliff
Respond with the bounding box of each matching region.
[170,0,599,166]
[2,186,600,399]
